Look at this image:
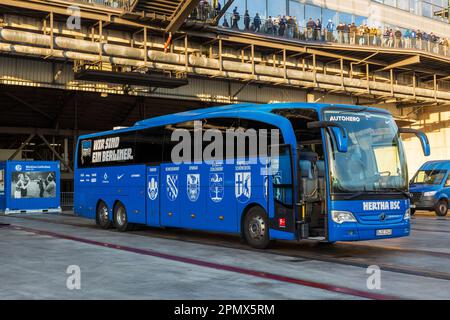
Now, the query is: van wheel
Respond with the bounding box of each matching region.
[435,200,448,217]
[113,203,133,232]
[410,208,416,216]
[243,206,271,249]
[96,201,112,229]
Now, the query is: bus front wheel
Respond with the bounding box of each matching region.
[243,206,271,249]
[113,202,134,232]
[96,201,112,229]
[435,200,448,217]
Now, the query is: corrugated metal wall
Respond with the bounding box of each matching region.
[0,55,335,104]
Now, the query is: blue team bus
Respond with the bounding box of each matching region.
[74,103,430,248]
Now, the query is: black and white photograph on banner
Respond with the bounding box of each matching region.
[11,171,57,199]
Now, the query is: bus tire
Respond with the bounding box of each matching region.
[243,206,271,249]
[96,201,112,229]
[113,202,133,232]
[435,199,448,217]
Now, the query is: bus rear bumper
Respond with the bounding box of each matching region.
[329,220,410,242]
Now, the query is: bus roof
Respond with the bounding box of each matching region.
[78,102,390,140]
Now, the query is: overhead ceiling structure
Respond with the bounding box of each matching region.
[0,0,449,108]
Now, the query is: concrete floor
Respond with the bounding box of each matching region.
[0,212,449,300]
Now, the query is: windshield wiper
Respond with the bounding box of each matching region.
[339,188,411,200]
[384,188,412,199]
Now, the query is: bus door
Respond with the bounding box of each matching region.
[270,145,297,236]
[146,165,160,226]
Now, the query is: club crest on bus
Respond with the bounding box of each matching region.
[235,172,251,203]
[147,175,158,201]
[209,173,224,203]
[187,173,200,202]
[166,174,179,201]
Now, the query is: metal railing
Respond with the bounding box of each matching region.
[64,0,132,10]
[188,9,450,58]
[61,192,74,210]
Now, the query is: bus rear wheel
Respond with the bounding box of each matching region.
[113,202,134,232]
[96,201,112,229]
[435,200,448,217]
[243,206,271,249]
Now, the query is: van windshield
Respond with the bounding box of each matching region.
[412,170,446,185]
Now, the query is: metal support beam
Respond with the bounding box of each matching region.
[8,134,35,160]
[166,0,201,33]
[212,0,235,25]
[38,133,73,173]
[376,55,421,72]
[2,92,53,121]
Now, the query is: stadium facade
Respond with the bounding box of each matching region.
[0,0,448,190]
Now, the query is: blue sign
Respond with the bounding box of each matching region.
[147,175,158,201]
[166,174,179,201]
[235,172,251,203]
[209,173,224,203]
[187,173,200,202]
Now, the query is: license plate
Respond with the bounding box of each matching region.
[376,229,392,236]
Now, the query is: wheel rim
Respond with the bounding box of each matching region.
[99,204,108,222]
[439,203,447,214]
[248,215,266,241]
[116,206,126,226]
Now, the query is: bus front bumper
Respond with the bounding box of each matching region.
[329,220,410,242]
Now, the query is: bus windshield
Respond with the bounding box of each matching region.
[324,109,408,194]
[412,170,446,185]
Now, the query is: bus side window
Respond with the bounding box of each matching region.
[134,127,165,164]
[202,118,238,162]
[163,121,194,164]
[238,118,284,161]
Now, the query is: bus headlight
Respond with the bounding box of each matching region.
[423,191,437,197]
[331,211,357,224]
[404,208,411,220]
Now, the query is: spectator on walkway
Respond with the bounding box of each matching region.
[315,19,322,41]
[273,15,280,36]
[349,22,357,44]
[423,31,429,49]
[404,29,411,48]
[253,13,261,33]
[411,29,417,48]
[265,16,274,35]
[337,22,344,43]
[306,18,316,41]
[222,17,230,28]
[287,16,295,38]
[231,7,240,29]
[213,1,221,17]
[325,19,335,42]
[244,10,250,31]
[279,15,287,37]
[343,23,350,44]
[394,28,402,48]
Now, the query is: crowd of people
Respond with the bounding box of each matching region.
[190,2,449,56]
[221,8,449,55]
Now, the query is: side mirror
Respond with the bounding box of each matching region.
[308,121,348,153]
[399,128,430,156]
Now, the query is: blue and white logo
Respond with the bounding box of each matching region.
[166,174,179,201]
[15,164,22,171]
[209,173,224,203]
[148,175,158,201]
[235,172,251,203]
[187,174,200,202]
